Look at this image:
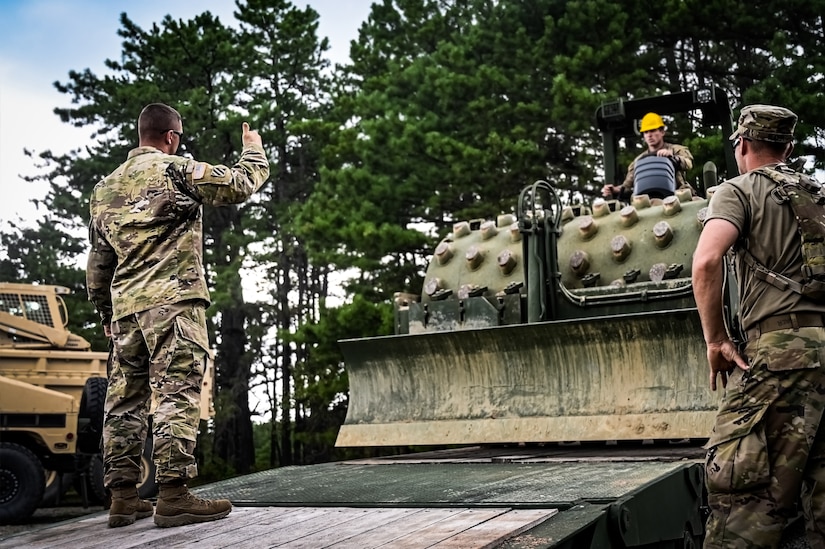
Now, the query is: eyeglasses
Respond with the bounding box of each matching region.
[732,136,750,150]
[160,129,184,138]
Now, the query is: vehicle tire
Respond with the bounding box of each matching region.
[72,454,109,507]
[77,376,108,454]
[41,469,74,507]
[138,436,158,499]
[87,453,109,506]
[0,442,46,524]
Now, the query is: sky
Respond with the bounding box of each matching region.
[0,0,373,231]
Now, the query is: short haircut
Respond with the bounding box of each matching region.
[138,103,181,139]
[748,138,789,157]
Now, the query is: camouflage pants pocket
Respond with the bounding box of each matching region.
[172,311,210,378]
[753,328,823,373]
[706,405,771,493]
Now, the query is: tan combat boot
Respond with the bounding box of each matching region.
[154,481,232,528]
[108,485,154,527]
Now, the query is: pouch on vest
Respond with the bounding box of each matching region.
[741,164,825,302]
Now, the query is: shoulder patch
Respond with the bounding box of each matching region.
[211,166,228,179]
[192,163,208,180]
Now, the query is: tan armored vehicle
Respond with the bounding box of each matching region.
[0,282,214,524]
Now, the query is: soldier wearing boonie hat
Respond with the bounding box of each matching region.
[693,103,825,547]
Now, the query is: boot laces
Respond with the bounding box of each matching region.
[181,490,211,506]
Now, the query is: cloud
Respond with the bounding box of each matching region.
[0,0,371,230]
[0,66,86,226]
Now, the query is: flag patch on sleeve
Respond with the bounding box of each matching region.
[192,163,208,180]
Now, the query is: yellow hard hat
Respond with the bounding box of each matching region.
[640,112,665,132]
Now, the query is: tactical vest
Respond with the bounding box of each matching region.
[739,163,825,301]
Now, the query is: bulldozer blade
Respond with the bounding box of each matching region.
[336,308,719,447]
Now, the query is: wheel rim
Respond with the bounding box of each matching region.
[44,470,58,489]
[139,455,151,486]
[0,468,19,505]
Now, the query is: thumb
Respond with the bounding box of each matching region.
[722,341,749,371]
[242,122,250,134]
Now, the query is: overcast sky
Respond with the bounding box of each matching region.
[0,0,373,231]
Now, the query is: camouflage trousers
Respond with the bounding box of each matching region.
[704,327,825,548]
[102,301,209,488]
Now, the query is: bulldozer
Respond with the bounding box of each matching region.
[326,87,743,546]
[0,282,214,524]
[336,87,737,449]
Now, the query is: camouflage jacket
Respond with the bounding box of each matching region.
[86,144,270,324]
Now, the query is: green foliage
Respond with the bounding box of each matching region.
[193,422,237,485]
[4,0,825,476]
[683,133,728,192]
[252,420,273,471]
[290,295,392,463]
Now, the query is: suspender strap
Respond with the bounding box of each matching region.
[739,248,804,294]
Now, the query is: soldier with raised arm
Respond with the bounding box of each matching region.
[86,103,269,528]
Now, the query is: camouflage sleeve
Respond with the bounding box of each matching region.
[86,221,116,325]
[621,162,635,194]
[177,144,270,206]
[672,144,694,171]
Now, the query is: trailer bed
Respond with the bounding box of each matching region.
[0,444,713,548]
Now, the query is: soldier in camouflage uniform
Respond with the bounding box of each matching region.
[693,105,825,547]
[86,103,269,528]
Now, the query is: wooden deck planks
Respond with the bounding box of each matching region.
[235,507,395,549]
[429,509,558,549]
[264,507,415,549]
[322,508,478,549]
[170,507,331,548]
[0,506,558,549]
[369,509,524,549]
[102,506,280,548]
[3,513,110,549]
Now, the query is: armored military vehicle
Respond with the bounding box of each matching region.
[0,282,214,524]
[0,283,109,523]
[328,89,740,546]
[338,87,737,450]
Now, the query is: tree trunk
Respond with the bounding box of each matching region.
[213,306,256,474]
